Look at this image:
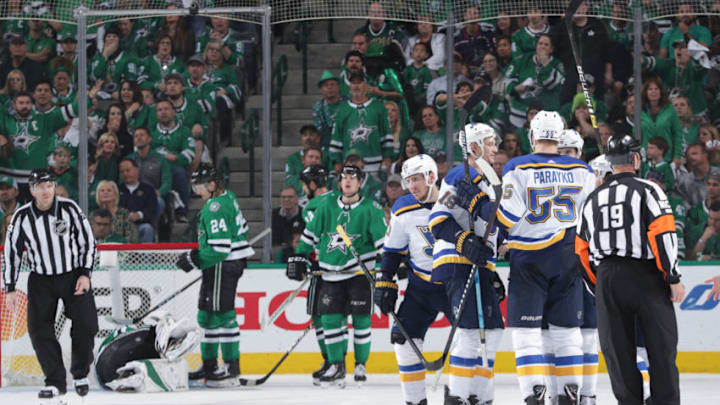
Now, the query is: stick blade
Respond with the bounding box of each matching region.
[475,157,500,186]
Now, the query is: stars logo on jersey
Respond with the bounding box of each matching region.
[209,202,220,212]
[349,120,375,147]
[326,231,358,254]
[13,126,40,153]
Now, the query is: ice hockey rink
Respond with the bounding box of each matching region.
[0,373,718,404]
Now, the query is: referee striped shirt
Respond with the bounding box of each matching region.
[575,172,681,286]
[2,197,96,292]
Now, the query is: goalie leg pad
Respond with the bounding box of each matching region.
[448,328,480,400]
[107,359,189,392]
[394,338,426,405]
[549,324,583,399]
[581,328,598,397]
[512,327,547,400]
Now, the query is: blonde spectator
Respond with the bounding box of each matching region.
[95,180,138,243]
[95,133,121,183]
[698,123,720,167]
[385,100,410,158]
[0,69,26,109]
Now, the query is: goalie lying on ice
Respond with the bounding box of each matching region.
[95,312,203,392]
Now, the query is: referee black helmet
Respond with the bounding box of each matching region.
[299,165,327,189]
[605,134,641,166]
[28,168,56,186]
[191,163,218,185]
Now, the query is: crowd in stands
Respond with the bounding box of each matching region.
[275,0,720,263]
[0,0,255,243]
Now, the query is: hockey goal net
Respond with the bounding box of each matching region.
[0,243,203,387]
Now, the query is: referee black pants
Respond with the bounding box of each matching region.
[596,258,680,405]
[27,271,99,392]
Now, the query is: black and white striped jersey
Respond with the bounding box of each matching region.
[575,172,681,285]
[3,197,96,292]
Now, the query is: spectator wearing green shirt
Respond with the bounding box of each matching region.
[688,201,720,261]
[658,2,711,60]
[673,96,702,156]
[685,174,720,255]
[641,136,676,193]
[642,77,684,165]
[697,123,720,167]
[91,208,129,244]
[195,16,245,68]
[403,42,433,116]
[140,35,186,92]
[645,169,687,258]
[312,70,344,149]
[32,80,54,114]
[204,38,242,146]
[510,5,549,58]
[51,66,76,107]
[49,145,78,202]
[91,29,142,86]
[286,146,324,200]
[25,19,55,65]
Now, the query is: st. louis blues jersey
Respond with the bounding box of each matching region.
[383,194,436,284]
[429,165,498,282]
[497,153,595,262]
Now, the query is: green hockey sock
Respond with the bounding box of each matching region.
[320,313,346,363]
[198,310,240,362]
[351,314,371,364]
[201,342,219,361]
[312,315,327,357]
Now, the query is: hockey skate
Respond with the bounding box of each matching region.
[205,361,241,388]
[443,385,470,405]
[318,362,346,388]
[579,395,596,405]
[73,378,90,397]
[558,384,579,405]
[189,359,218,381]
[312,360,331,386]
[353,363,367,386]
[524,384,547,404]
[38,386,66,405]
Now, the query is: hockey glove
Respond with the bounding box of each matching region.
[456,231,493,267]
[491,271,506,303]
[454,180,489,220]
[374,273,399,316]
[176,250,201,272]
[286,254,309,281]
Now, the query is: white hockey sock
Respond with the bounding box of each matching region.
[473,329,503,402]
[637,347,650,401]
[580,329,598,397]
[512,327,548,399]
[394,339,426,404]
[549,325,584,397]
[449,328,479,400]
[541,329,557,402]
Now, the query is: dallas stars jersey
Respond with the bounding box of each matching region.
[511,25,549,58]
[498,153,595,262]
[297,196,386,282]
[403,64,433,103]
[505,54,565,128]
[185,76,218,115]
[195,29,245,67]
[91,51,142,85]
[329,99,393,172]
[302,190,339,224]
[197,190,254,268]
[0,103,78,180]
[149,123,195,169]
[140,55,186,88]
[384,194,437,284]
[139,99,208,140]
[429,165,497,282]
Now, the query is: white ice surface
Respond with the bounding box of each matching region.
[1,373,718,404]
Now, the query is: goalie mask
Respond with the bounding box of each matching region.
[558,129,584,157]
[530,110,564,146]
[462,122,498,159]
[155,314,203,361]
[401,154,438,189]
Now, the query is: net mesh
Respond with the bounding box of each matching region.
[1,1,720,27]
[0,245,201,387]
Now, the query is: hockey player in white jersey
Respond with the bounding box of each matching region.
[453,112,595,404]
[428,123,504,405]
[375,154,454,405]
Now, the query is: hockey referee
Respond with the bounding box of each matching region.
[575,135,685,405]
[2,168,98,402]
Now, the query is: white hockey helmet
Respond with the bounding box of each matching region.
[590,154,613,181]
[401,154,438,187]
[462,122,498,158]
[530,110,564,146]
[558,129,584,155]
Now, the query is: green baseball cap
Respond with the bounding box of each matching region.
[0,176,17,189]
[317,70,340,88]
[57,28,77,43]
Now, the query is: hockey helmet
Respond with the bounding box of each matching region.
[529,110,564,146]
[155,315,203,361]
[28,168,56,186]
[462,122,498,158]
[605,134,641,166]
[299,165,328,189]
[558,129,584,156]
[401,154,438,187]
[191,163,218,185]
[589,154,613,181]
[340,165,366,182]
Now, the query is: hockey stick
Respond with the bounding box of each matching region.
[237,323,312,386]
[564,0,604,154]
[335,225,432,370]
[105,228,271,326]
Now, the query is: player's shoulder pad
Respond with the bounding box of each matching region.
[503,153,592,175]
[443,164,483,187]
[391,194,422,217]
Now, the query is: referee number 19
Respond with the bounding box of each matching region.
[599,204,624,229]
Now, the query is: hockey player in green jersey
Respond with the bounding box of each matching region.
[329,72,394,174]
[289,165,387,387]
[176,164,254,387]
